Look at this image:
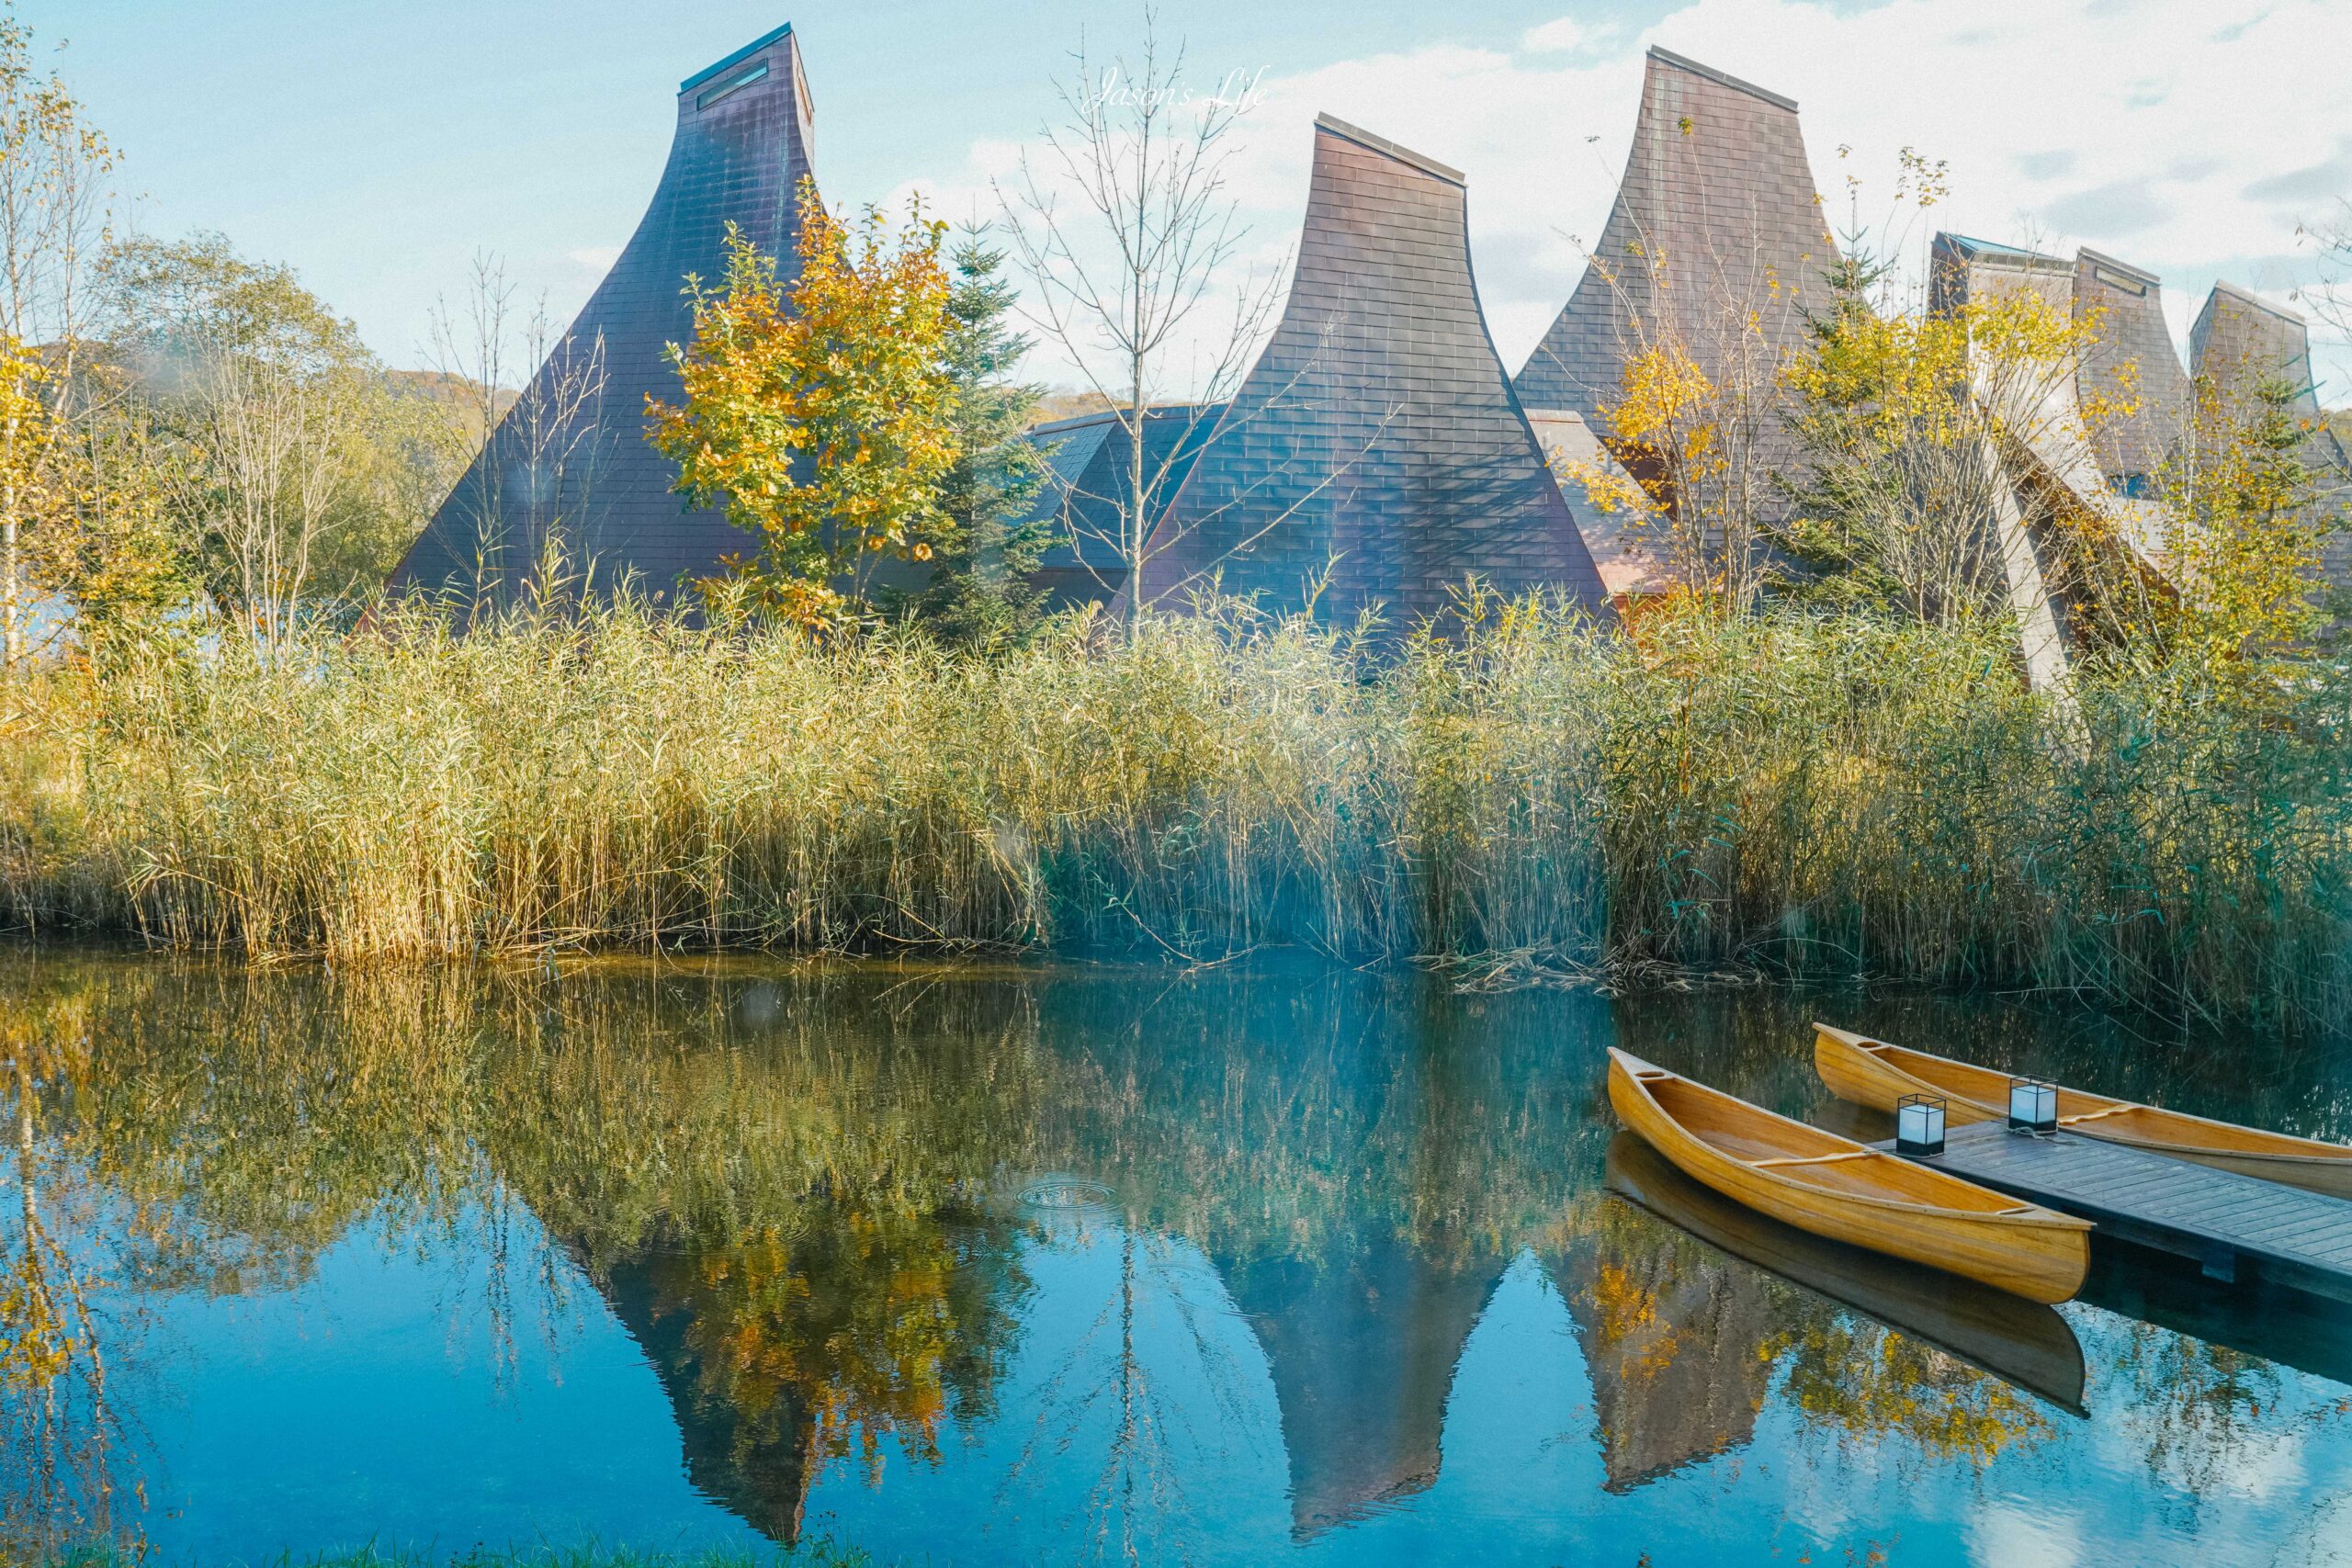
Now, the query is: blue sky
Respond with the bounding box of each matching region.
[28,0,2352,393]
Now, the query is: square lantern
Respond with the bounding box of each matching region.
[2008,1077,2058,1134]
[1895,1093,1947,1156]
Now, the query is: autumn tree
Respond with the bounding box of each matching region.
[1566,247,1809,615]
[2143,373,2336,672]
[1594,339,1740,608]
[0,9,113,670]
[8,356,189,658]
[650,182,959,630]
[1780,243,2099,629]
[0,335,74,661]
[1566,155,1839,615]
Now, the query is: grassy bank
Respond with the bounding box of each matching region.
[2,602,2346,1027]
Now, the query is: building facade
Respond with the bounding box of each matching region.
[1123,114,1612,631]
[1515,47,1838,547]
[389,24,818,608]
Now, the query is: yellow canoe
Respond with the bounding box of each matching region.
[1608,1048,2091,1303]
[1815,1023,2352,1200]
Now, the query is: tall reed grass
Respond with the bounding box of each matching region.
[3,599,2346,1027]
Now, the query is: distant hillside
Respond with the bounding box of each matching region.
[1025,388,1116,427]
[384,367,517,420]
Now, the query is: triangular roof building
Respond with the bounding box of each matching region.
[1124,115,1611,630]
[390,24,818,607]
[1515,48,1839,537]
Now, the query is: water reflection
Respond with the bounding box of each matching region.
[587,1201,1029,1545]
[1603,1133,2088,1419]
[2,952,2350,1563]
[1226,1229,1504,1534]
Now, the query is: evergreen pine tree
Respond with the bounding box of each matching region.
[892,231,1053,643]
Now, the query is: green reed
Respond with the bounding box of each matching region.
[2,597,2346,1027]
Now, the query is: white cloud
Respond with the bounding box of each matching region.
[1521,17,1596,52]
[567,244,622,274]
[1969,1500,2084,1568]
[944,0,2352,398]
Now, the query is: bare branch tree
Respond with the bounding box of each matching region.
[995,16,1285,626]
[424,254,610,618]
[165,320,356,660]
[0,16,113,671]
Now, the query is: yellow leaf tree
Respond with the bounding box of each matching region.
[1781,260,2100,627]
[650,180,960,630]
[2153,372,2337,672]
[0,335,80,669]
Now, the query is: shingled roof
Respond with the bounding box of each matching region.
[2191,282,2352,603]
[1124,114,1612,631]
[1014,404,1224,610]
[1515,48,1838,527]
[390,24,818,607]
[2073,248,2193,491]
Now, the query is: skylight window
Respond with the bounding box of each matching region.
[697,60,768,110]
[2092,265,2147,298]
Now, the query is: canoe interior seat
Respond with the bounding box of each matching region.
[1751,1149,1877,1168]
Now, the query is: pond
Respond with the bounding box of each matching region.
[4,950,2350,1565]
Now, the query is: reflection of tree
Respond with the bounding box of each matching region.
[1003,1223,1233,1568]
[1769,1321,2051,1465]
[2108,1325,2283,1498]
[1554,1195,1777,1491]
[590,1201,1029,1545]
[4,989,130,1560]
[27,964,478,1295]
[453,972,1047,1546]
[1554,1189,2054,1491]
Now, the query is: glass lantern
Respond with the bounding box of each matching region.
[1895,1093,1946,1156]
[2007,1077,2058,1134]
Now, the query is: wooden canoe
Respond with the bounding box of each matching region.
[1605,1131,2088,1416]
[1815,1023,2352,1200]
[1608,1048,2091,1303]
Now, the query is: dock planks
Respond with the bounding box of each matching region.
[1883,1122,2352,1303]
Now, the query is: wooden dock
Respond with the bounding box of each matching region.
[1882,1121,2352,1303]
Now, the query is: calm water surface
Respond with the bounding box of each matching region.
[5,950,2352,1565]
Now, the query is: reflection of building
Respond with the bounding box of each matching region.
[1516,48,1838,559]
[594,1242,823,1545]
[1218,1235,1506,1537]
[390,25,818,606]
[1551,1223,1776,1493]
[1125,114,1611,629]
